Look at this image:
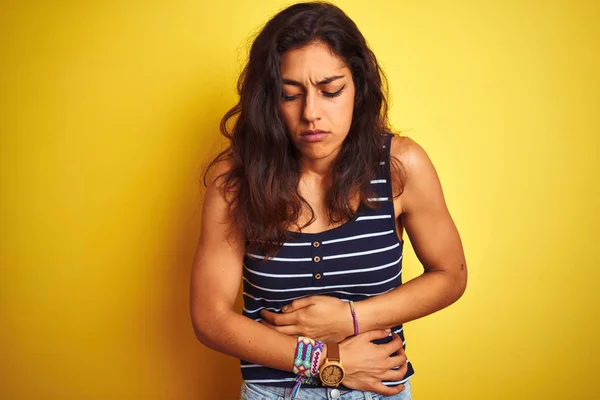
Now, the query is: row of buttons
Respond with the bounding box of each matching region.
[313,241,322,279]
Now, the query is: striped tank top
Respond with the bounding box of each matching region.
[240,133,415,388]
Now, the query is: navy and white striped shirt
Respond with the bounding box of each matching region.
[240,133,415,388]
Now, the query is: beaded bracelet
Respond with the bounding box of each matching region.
[349,300,359,336]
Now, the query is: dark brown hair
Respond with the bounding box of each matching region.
[205,1,404,257]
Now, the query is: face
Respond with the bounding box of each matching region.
[279,41,355,164]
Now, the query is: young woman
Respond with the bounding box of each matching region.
[190,2,467,399]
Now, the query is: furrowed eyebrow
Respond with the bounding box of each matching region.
[316,75,345,85]
[282,75,345,87]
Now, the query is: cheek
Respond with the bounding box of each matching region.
[336,97,354,129]
[279,105,295,128]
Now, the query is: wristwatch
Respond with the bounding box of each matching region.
[319,343,345,387]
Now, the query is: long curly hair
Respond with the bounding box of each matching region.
[205,1,404,257]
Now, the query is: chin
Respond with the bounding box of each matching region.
[298,145,339,161]
[291,133,345,160]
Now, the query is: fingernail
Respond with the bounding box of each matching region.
[282,305,288,312]
[385,328,391,333]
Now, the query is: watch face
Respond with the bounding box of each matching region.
[321,364,344,385]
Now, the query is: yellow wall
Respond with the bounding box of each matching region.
[1,1,598,398]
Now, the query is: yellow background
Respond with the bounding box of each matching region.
[1,1,598,399]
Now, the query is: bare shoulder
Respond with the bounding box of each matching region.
[389,135,446,215]
[201,156,240,230]
[205,157,235,190]
[389,135,435,182]
[204,157,238,204]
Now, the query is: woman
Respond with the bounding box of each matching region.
[190,2,467,399]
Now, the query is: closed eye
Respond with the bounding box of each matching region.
[283,93,300,101]
[282,85,346,102]
[323,85,346,98]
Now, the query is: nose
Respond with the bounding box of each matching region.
[302,90,321,123]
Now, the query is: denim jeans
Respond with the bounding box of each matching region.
[240,380,412,400]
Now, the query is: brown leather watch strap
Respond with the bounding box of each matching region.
[327,343,340,361]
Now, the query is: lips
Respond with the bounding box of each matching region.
[300,130,329,143]
[302,129,327,135]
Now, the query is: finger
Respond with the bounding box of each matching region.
[381,332,404,355]
[369,382,405,396]
[260,320,276,329]
[260,309,276,324]
[261,320,301,336]
[272,324,301,336]
[358,329,392,342]
[260,309,297,326]
[380,367,409,384]
[282,297,314,313]
[395,361,409,379]
[387,357,409,380]
[393,339,407,357]
[385,353,407,370]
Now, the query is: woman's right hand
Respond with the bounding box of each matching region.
[339,330,408,396]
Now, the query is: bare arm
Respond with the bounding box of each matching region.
[261,137,468,339]
[190,161,297,371]
[354,137,468,331]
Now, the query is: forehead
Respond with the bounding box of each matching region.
[280,41,349,77]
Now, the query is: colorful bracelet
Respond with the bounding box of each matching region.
[293,336,315,378]
[292,337,323,397]
[349,300,359,336]
[310,340,325,377]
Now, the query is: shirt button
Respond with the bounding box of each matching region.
[313,241,320,248]
[313,256,321,262]
[331,388,341,399]
[314,273,322,280]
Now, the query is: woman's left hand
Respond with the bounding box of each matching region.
[260,296,354,343]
